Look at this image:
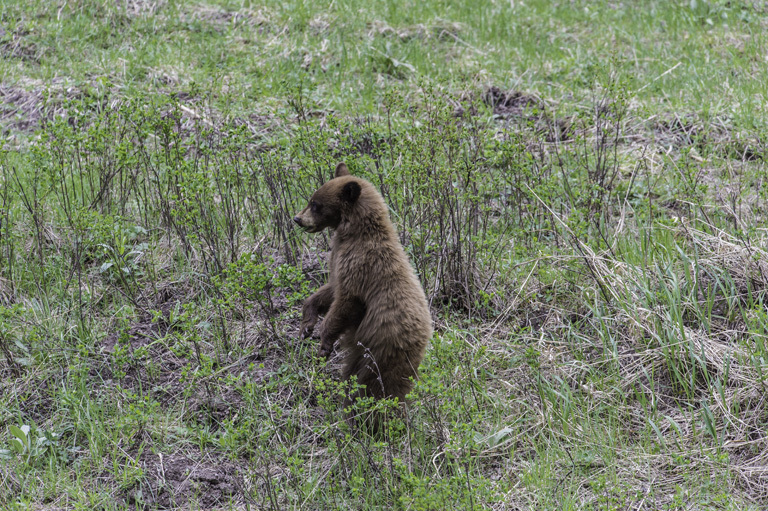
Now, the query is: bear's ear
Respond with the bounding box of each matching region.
[340,181,361,204]
[335,162,350,178]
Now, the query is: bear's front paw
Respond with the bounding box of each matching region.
[317,340,334,359]
[300,315,318,339]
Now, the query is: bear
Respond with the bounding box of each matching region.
[293,162,432,405]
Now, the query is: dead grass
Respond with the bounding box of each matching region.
[367,19,465,43]
[182,4,273,31]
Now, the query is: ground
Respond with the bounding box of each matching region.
[1,0,768,509]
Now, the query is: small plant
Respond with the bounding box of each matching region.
[118,388,161,438]
[1,423,71,466]
[98,225,149,283]
[214,253,309,344]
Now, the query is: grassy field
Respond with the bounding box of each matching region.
[1,0,768,509]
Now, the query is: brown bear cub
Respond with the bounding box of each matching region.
[294,162,432,405]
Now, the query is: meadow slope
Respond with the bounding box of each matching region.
[1,1,768,509]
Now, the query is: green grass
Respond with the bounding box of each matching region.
[1,0,768,509]
[3,0,767,120]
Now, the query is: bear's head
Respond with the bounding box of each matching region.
[293,162,362,233]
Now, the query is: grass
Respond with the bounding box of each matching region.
[1,0,768,509]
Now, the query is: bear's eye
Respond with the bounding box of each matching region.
[310,201,320,213]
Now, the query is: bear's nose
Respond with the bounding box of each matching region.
[293,216,303,227]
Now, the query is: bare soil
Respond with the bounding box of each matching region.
[124,452,243,510]
[483,86,573,142]
[653,112,764,161]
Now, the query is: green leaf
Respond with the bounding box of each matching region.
[10,438,25,454]
[486,427,514,448]
[10,424,30,444]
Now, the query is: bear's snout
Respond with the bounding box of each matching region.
[293,215,304,227]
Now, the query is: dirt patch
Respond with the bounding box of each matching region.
[712,133,765,162]
[183,5,272,32]
[102,319,164,355]
[125,452,243,509]
[0,26,42,64]
[0,82,89,135]
[96,271,302,421]
[308,14,334,35]
[652,113,764,162]
[186,384,245,426]
[0,81,189,136]
[153,92,278,146]
[98,311,280,427]
[368,19,464,42]
[98,316,183,403]
[484,87,543,118]
[1,375,55,425]
[232,112,278,140]
[653,113,716,150]
[147,66,185,87]
[0,87,46,133]
[1,80,279,148]
[97,282,192,405]
[327,119,394,161]
[116,0,167,17]
[483,86,572,142]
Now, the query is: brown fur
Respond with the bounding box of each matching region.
[294,163,432,403]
